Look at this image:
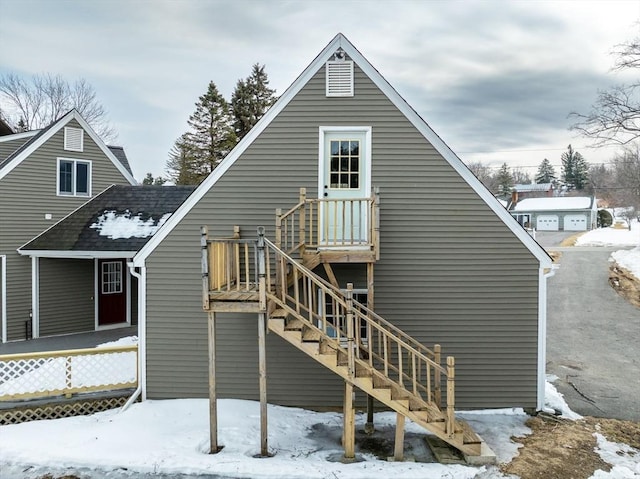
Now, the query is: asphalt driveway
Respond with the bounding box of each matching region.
[545,243,640,421]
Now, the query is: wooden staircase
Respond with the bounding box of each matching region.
[201,222,488,460]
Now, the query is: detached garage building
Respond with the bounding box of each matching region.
[510,196,597,231]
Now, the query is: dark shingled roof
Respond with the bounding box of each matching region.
[107,145,133,176]
[21,185,196,253]
[0,118,14,136]
[0,127,50,171]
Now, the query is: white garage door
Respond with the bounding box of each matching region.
[565,214,587,231]
[537,215,559,231]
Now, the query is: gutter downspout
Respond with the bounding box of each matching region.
[537,263,559,411]
[121,262,146,411]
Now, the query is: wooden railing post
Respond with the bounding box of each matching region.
[434,344,441,407]
[257,227,267,312]
[201,226,210,311]
[446,356,455,437]
[374,187,380,260]
[346,283,355,380]
[299,188,306,255]
[275,208,282,250]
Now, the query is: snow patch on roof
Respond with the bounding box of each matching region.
[90,210,171,239]
[513,197,592,211]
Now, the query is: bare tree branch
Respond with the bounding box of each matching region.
[0,73,117,142]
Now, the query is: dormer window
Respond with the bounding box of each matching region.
[64,127,84,152]
[326,49,354,97]
[57,158,91,197]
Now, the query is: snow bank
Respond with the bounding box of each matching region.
[576,220,640,247]
[611,247,640,280]
[545,376,583,420]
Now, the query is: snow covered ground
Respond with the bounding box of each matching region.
[1,380,638,479]
[574,219,640,280]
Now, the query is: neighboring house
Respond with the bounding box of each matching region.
[17,184,195,336]
[0,110,138,342]
[509,183,554,207]
[510,196,597,231]
[121,33,552,413]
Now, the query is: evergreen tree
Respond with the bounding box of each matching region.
[496,163,513,196]
[231,64,277,140]
[561,145,589,190]
[142,173,166,185]
[535,158,557,184]
[166,134,201,185]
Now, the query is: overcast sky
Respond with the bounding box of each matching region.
[1,0,639,181]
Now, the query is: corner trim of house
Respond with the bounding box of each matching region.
[31,256,39,338]
[1,255,6,343]
[537,264,558,410]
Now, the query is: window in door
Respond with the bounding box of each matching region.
[329,140,360,190]
[101,261,123,294]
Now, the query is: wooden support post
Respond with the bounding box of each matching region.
[343,381,355,460]
[434,344,441,407]
[208,311,219,453]
[446,356,455,437]
[393,412,405,461]
[258,312,269,457]
[256,227,269,457]
[365,262,375,434]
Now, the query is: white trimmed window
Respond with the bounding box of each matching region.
[64,127,84,152]
[57,158,91,197]
[326,60,354,97]
[101,261,123,294]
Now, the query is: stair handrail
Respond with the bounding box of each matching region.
[263,236,453,420]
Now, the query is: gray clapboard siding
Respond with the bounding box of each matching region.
[145,65,541,409]
[0,119,133,340]
[0,136,32,160]
[38,258,94,336]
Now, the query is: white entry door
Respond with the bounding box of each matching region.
[319,127,371,245]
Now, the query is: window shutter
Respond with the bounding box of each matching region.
[326,61,354,97]
[64,127,84,152]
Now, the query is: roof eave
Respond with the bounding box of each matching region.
[17,249,139,259]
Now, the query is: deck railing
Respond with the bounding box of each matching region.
[0,345,138,401]
[276,187,379,257]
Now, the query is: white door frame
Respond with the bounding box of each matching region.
[317,126,372,244]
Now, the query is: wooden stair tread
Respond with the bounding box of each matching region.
[456,419,482,445]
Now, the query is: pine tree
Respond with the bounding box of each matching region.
[561,145,589,190]
[166,134,201,185]
[231,64,277,140]
[142,173,166,185]
[496,163,514,197]
[535,158,557,184]
[185,82,237,183]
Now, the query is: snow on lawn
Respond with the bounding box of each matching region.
[575,219,640,247]
[1,399,515,479]
[1,359,635,478]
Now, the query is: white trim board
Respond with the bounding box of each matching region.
[0,110,137,185]
[133,33,552,269]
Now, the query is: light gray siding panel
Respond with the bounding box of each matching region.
[39,258,94,336]
[146,66,541,409]
[0,137,31,160]
[0,119,133,339]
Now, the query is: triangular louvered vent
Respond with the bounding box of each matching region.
[326,60,354,97]
[64,127,84,152]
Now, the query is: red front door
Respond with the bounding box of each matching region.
[98,259,127,326]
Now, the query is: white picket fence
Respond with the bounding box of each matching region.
[0,345,137,401]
